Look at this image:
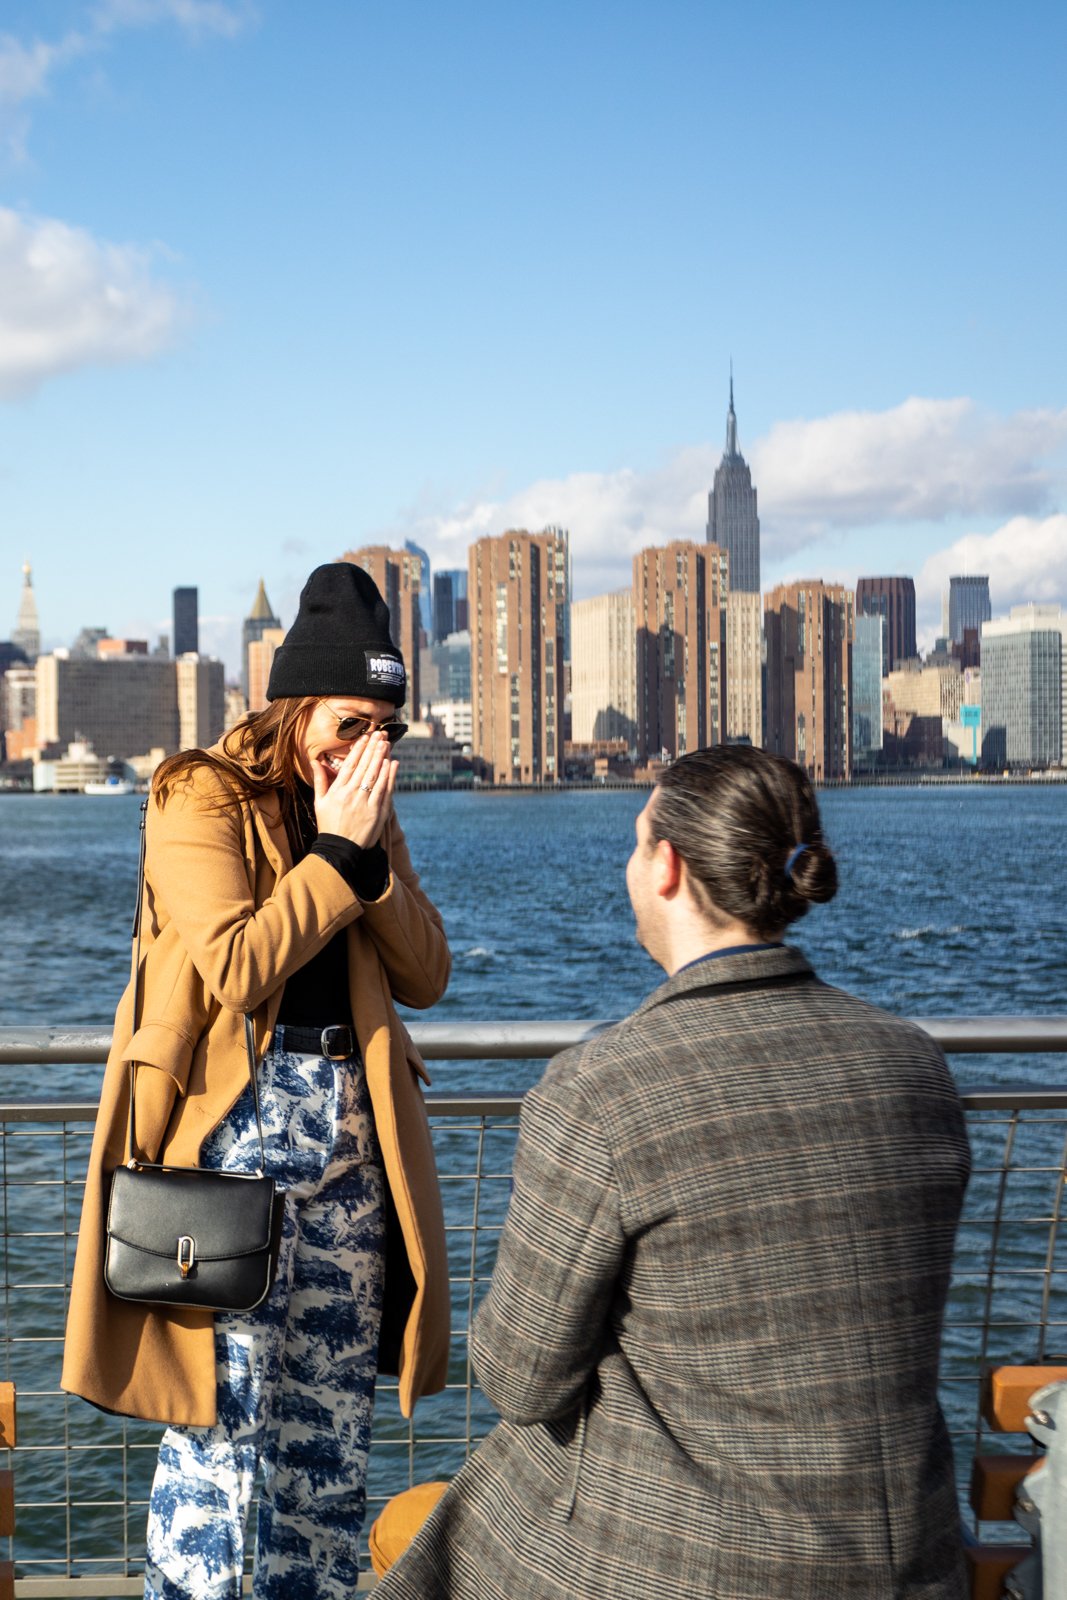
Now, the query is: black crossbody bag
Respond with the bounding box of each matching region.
[104,800,282,1313]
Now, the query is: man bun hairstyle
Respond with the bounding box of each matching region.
[651,745,837,940]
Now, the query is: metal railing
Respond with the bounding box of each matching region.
[0,1018,1065,1596]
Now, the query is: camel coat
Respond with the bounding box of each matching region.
[61,758,451,1427]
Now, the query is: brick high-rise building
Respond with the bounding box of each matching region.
[633,541,727,762]
[341,546,421,717]
[706,378,761,743]
[764,581,853,781]
[469,529,568,784]
[855,576,916,675]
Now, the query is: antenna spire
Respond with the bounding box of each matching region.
[725,365,738,458]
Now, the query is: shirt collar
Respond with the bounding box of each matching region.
[635,943,815,1017]
[675,942,783,975]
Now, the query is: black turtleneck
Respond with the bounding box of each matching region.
[274,783,390,1029]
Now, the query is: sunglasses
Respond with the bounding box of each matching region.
[324,705,408,745]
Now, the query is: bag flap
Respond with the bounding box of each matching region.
[107,1166,275,1260]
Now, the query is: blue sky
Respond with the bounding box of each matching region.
[2,0,1065,677]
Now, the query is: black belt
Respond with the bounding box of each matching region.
[273,1024,357,1061]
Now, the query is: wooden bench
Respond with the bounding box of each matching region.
[964,1363,1067,1599]
[0,1381,14,1600]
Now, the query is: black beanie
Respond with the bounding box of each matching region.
[266,563,407,705]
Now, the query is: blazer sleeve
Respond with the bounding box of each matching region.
[145,772,363,1014]
[470,1070,624,1424]
[356,811,451,1010]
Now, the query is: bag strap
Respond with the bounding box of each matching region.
[124,796,268,1176]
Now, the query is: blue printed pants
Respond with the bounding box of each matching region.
[144,1031,386,1600]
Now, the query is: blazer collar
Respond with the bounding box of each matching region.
[635,943,814,1017]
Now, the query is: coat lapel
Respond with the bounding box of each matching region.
[250,785,293,879]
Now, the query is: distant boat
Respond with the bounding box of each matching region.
[83,776,136,796]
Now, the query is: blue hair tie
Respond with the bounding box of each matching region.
[784,843,809,879]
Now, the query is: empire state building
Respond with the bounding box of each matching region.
[706,377,760,592]
[705,378,763,744]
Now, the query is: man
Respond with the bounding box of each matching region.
[377,745,970,1599]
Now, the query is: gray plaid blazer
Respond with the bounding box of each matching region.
[377,945,970,1600]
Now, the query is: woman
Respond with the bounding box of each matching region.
[377,745,970,1600]
[62,563,451,1600]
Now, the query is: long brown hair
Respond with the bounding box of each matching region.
[152,697,318,844]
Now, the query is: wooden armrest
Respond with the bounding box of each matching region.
[982,1365,1067,1431]
[964,1544,1030,1600]
[970,1453,1043,1519]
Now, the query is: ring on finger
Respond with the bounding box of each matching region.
[360,782,373,793]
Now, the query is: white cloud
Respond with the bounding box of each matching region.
[0,3,251,158]
[0,31,88,159]
[91,0,256,41]
[386,400,1067,602]
[390,447,719,600]
[752,398,1067,543]
[918,515,1067,623]
[0,34,76,105]
[0,208,183,397]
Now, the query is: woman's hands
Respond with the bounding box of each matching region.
[311,731,398,848]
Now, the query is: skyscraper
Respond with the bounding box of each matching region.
[405,539,433,639]
[949,576,992,644]
[433,569,468,642]
[342,546,421,717]
[706,377,760,591]
[247,626,287,713]
[176,655,226,750]
[469,528,568,784]
[172,587,199,657]
[36,654,181,758]
[13,562,40,661]
[981,605,1065,768]
[706,377,761,744]
[852,613,885,760]
[241,580,282,700]
[570,590,637,747]
[855,577,917,675]
[633,541,727,762]
[764,581,853,781]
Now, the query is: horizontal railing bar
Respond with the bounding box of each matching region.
[2,1015,1067,1064]
[3,1087,1067,1123]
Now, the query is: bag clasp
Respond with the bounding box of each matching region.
[177,1235,196,1277]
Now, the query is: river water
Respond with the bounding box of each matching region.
[0,786,1065,1571]
[1,785,1064,1084]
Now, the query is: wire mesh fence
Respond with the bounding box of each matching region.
[0,1029,1063,1590]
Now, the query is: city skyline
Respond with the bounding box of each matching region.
[1,3,1065,676]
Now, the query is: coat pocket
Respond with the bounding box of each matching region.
[398,1022,433,1085]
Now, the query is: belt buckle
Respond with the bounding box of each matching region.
[321,1025,351,1061]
